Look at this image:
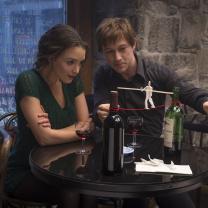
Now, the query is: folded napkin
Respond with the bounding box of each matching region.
[135,155,192,175]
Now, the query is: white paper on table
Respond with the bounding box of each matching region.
[135,162,193,175]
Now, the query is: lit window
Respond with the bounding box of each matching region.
[0,0,66,113]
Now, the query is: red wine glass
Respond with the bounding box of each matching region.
[75,121,92,155]
[127,115,143,148]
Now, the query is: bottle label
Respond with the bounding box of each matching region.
[107,128,124,171]
[164,118,174,148]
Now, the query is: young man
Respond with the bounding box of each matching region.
[94,17,208,208]
[94,17,208,136]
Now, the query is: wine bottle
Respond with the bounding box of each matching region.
[102,91,124,175]
[164,87,184,156]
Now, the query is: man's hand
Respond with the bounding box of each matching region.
[97,103,110,123]
[37,113,51,128]
[203,101,208,114]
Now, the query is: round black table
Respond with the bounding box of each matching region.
[30,134,208,198]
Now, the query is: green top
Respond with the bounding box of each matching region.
[5,69,84,193]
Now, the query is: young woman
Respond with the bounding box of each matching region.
[5,24,94,208]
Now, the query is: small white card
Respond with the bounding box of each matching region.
[135,157,192,175]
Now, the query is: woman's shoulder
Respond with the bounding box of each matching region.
[16,69,41,85]
[17,69,38,80]
[15,69,44,100]
[15,69,43,94]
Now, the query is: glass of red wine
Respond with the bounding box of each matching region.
[75,121,92,155]
[127,115,143,148]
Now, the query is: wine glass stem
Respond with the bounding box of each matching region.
[81,137,85,152]
[133,133,136,145]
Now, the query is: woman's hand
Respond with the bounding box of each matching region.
[75,117,94,135]
[37,113,51,128]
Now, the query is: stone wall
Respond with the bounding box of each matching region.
[93,0,208,88]
[93,0,208,146]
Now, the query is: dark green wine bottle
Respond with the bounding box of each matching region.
[102,91,124,176]
[164,87,184,154]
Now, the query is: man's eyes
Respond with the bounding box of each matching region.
[104,47,128,54]
[118,47,128,52]
[104,50,113,54]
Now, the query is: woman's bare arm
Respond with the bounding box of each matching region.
[20,93,90,146]
[75,92,89,121]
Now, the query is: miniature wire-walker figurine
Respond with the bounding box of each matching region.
[142,81,155,109]
[117,84,173,110]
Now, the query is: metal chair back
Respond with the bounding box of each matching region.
[0,114,57,208]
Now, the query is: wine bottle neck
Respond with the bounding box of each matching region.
[171,99,180,106]
[109,91,119,112]
[110,107,119,112]
[171,87,180,106]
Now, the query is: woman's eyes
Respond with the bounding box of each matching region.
[66,60,85,67]
[66,60,75,65]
